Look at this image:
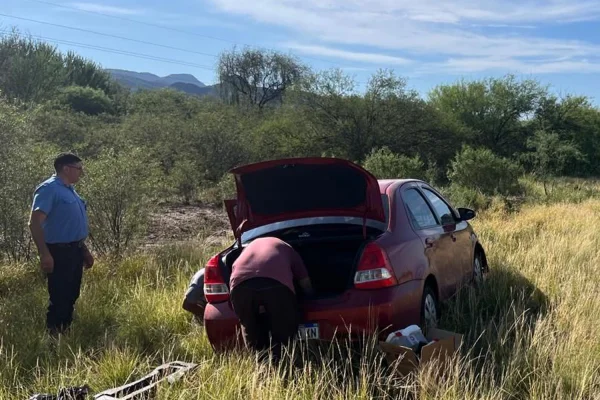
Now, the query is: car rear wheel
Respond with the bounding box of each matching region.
[420,285,439,333]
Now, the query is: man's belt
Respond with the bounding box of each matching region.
[47,240,84,248]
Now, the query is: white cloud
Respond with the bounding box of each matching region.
[69,2,146,16]
[286,43,412,65]
[208,0,600,74]
[419,57,600,75]
[158,14,242,30]
[470,24,536,29]
[340,67,370,72]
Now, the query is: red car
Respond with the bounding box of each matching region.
[203,157,488,352]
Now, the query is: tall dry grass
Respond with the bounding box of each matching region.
[1,199,600,399]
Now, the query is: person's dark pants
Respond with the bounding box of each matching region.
[46,242,85,335]
[230,278,300,362]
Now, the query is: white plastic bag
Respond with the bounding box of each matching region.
[385,325,428,351]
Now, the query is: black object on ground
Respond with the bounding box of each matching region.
[29,385,91,400]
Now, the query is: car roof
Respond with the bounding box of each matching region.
[378,179,423,194]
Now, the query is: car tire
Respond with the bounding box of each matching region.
[473,251,485,286]
[420,285,439,333]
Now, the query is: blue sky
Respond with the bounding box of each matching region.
[3,0,600,102]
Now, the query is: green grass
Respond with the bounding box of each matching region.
[1,200,600,399]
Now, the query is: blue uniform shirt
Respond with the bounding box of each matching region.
[31,175,89,244]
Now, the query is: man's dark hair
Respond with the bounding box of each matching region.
[54,153,82,172]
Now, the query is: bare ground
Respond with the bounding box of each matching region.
[145,204,229,246]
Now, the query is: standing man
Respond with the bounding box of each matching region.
[182,268,207,324]
[229,237,314,362]
[29,153,94,336]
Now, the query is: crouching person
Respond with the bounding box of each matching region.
[229,237,314,363]
[182,268,207,324]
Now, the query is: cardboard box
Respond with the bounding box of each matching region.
[378,328,463,376]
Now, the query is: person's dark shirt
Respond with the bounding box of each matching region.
[230,237,308,293]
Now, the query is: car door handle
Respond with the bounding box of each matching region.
[425,237,435,248]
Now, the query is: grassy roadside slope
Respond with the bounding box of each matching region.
[1,200,599,399]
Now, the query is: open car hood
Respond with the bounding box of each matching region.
[227,158,385,238]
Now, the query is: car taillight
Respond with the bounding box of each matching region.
[354,243,398,289]
[203,254,229,303]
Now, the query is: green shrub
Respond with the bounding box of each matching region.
[58,85,113,115]
[0,145,58,261]
[78,148,160,257]
[199,174,237,206]
[442,184,491,211]
[170,159,203,205]
[189,109,250,182]
[521,175,600,205]
[0,101,60,261]
[448,146,523,196]
[363,147,428,180]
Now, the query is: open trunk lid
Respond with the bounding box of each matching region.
[228,158,385,238]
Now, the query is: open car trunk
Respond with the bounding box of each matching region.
[226,158,386,239]
[223,233,372,299]
[289,236,365,298]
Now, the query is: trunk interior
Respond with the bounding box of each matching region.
[289,237,365,298]
[223,236,368,299]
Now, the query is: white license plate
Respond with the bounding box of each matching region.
[297,323,319,340]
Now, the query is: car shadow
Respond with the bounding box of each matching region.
[439,263,550,379]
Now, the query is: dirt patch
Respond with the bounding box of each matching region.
[145,204,229,246]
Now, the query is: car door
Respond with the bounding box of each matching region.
[420,186,472,291]
[400,187,456,300]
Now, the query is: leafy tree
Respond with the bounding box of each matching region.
[58,85,113,115]
[128,88,204,118]
[532,95,600,176]
[0,100,60,261]
[292,68,358,159]
[429,75,546,156]
[297,69,436,162]
[218,47,308,109]
[78,148,160,257]
[443,184,491,211]
[522,130,585,195]
[29,105,121,158]
[0,31,65,104]
[448,146,523,196]
[188,109,250,181]
[62,51,113,94]
[248,107,323,160]
[170,159,203,205]
[199,173,237,206]
[120,112,194,174]
[363,147,427,180]
[0,30,116,105]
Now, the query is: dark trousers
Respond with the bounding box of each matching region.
[230,278,299,361]
[46,243,84,334]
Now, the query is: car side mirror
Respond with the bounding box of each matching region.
[458,207,476,221]
[440,213,455,226]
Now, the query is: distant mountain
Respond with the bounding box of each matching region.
[106,69,213,96]
[169,82,217,96]
[161,74,205,87]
